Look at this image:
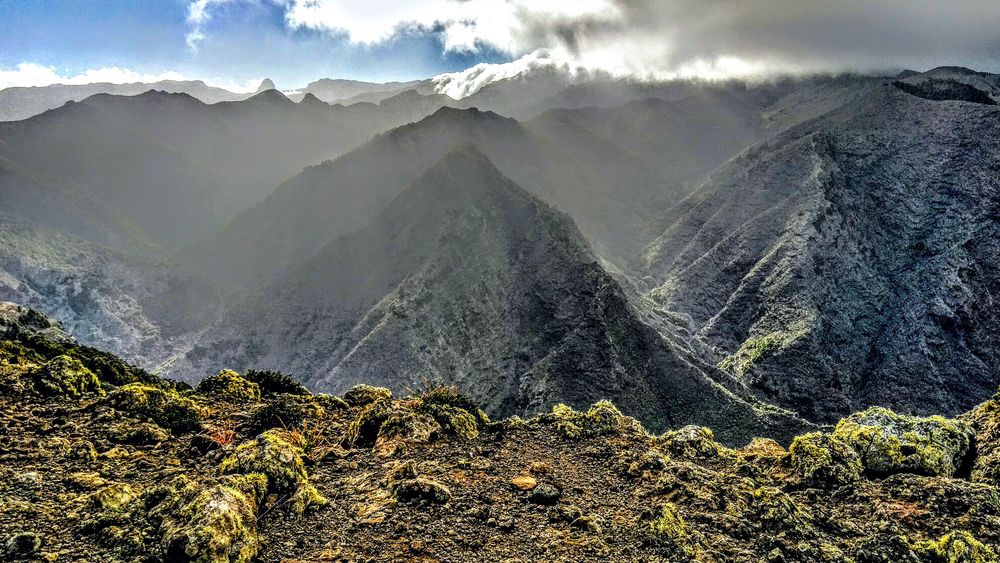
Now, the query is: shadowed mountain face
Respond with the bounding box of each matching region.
[639,82,1000,422]
[180,101,758,288]
[0,89,454,251]
[177,147,809,443]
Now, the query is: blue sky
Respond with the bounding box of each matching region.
[0,0,511,90]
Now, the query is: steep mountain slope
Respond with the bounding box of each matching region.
[0,159,153,254]
[181,106,677,286]
[638,79,1000,423]
[179,147,807,442]
[0,218,221,371]
[0,79,245,122]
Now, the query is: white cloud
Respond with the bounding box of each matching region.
[186,0,240,51]
[0,63,186,90]
[182,0,1000,96]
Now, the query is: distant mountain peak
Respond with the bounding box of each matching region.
[244,88,292,105]
[256,78,276,93]
[298,92,326,106]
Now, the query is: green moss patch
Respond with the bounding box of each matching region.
[787,432,863,487]
[31,355,102,398]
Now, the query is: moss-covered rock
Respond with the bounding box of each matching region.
[915,530,998,563]
[628,449,670,476]
[345,399,393,448]
[752,486,811,533]
[657,425,723,459]
[646,504,696,560]
[962,393,1000,485]
[31,355,102,397]
[391,477,452,505]
[288,483,328,516]
[788,432,863,487]
[196,370,261,403]
[157,474,266,563]
[67,439,99,463]
[243,394,325,436]
[242,370,310,396]
[552,400,639,440]
[89,483,141,512]
[834,407,973,478]
[374,408,443,456]
[342,384,392,406]
[109,420,170,445]
[105,384,205,432]
[4,532,41,557]
[219,429,308,493]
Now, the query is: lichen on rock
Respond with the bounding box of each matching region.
[787,432,863,487]
[551,400,640,440]
[915,530,998,563]
[833,406,973,477]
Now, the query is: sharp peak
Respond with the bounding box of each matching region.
[244,88,292,103]
[416,143,504,184]
[299,92,326,105]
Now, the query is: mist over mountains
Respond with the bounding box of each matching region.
[1,64,998,443]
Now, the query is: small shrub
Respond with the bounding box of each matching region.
[552,400,637,440]
[243,394,325,436]
[342,384,392,407]
[243,370,310,396]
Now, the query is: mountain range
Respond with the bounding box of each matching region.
[1,65,998,444]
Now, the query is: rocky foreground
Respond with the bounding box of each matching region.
[2,302,1000,562]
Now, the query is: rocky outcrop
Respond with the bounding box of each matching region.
[3,314,1000,562]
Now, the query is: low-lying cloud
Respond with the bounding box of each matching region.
[186,0,999,96]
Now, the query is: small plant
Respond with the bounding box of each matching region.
[202,419,238,448]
